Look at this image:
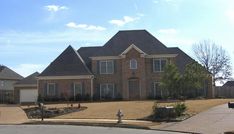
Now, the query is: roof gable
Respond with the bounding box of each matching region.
[15,72,39,85]
[0,65,23,80]
[39,45,92,76]
[223,81,234,87]
[99,30,168,56]
[120,44,146,56]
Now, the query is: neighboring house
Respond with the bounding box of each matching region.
[215,81,234,98]
[38,30,214,101]
[14,72,39,104]
[0,65,23,103]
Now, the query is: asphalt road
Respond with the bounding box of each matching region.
[0,125,184,134]
[158,104,234,134]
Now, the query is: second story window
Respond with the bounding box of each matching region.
[130,59,137,69]
[153,59,167,72]
[100,60,114,74]
[0,80,4,87]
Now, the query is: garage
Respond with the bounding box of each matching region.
[20,89,38,103]
[14,72,39,104]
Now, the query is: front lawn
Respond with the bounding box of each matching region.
[37,99,234,120]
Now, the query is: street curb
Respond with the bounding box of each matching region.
[23,120,150,130]
[23,121,198,133]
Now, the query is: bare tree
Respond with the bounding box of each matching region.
[193,40,232,85]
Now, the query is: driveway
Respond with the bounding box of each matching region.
[156,103,234,134]
[0,105,28,124]
[0,125,185,134]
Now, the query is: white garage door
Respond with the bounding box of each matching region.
[20,89,38,103]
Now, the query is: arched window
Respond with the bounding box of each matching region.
[130,59,137,69]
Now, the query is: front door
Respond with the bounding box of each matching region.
[128,79,140,100]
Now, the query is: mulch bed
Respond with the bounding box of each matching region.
[23,105,87,119]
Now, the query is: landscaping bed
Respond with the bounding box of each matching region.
[23,104,87,119]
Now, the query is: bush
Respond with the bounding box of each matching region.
[174,103,187,116]
[37,94,44,103]
[152,101,187,120]
[152,101,176,119]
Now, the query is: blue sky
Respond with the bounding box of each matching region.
[0,0,234,82]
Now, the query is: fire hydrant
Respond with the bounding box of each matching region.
[116,109,124,123]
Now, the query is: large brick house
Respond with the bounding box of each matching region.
[38,30,214,101]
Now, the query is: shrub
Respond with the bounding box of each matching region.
[37,94,44,103]
[174,103,187,116]
[152,101,187,120]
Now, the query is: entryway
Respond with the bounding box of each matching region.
[128,78,140,100]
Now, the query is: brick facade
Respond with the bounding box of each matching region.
[38,79,92,100]
[91,48,178,100]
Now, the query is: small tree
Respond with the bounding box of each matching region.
[161,63,181,98]
[182,62,208,97]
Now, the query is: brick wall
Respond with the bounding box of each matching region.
[92,58,122,99]
[121,48,146,99]
[38,79,92,100]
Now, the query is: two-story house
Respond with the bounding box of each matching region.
[37,30,214,101]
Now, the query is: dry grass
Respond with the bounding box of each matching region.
[42,99,234,120]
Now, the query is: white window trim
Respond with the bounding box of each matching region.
[47,83,56,96]
[100,83,114,99]
[153,82,162,98]
[153,59,167,72]
[130,59,137,69]
[99,60,114,74]
[73,83,82,98]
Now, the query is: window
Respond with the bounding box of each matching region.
[73,83,82,98]
[0,80,4,87]
[100,60,114,74]
[47,83,56,96]
[153,59,167,72]
[153,82,162,98]
[100,83,114,99]
[130,59,137,69]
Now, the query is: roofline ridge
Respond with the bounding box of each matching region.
[72,47,93,75]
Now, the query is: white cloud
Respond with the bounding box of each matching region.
[109,16,139,27]
[136,13,145,17]
[153,0,159,4]
[66,22,106,31]
[12,64,46,77]
[226,8,234,24]
[45,5,68,12]
[158,28,178,34]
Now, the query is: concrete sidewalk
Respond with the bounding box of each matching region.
[0,105,28,124]
[155,103,234,134]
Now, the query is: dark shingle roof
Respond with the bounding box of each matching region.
[39,45,92,76]
[223,81,234,87]
[78,46,102,69]
[98,30,168,56]
[0,65,23,80]
[168,47,195,73]
[77,30,199,73]
[15,72,39,85]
